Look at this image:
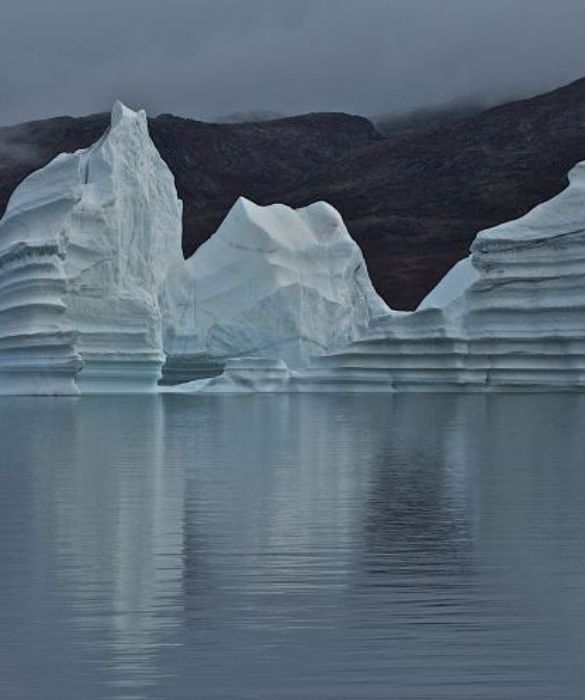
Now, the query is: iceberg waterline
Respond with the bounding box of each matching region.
[1,101,585,394]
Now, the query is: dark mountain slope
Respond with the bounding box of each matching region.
[374,101,485,139]
[148,112,382,260]
[2,78,585,308]
[0,108,381,258]
[281,77,585,307]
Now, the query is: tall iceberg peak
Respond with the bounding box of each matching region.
[0,101,183,394]
[161,197,390,383]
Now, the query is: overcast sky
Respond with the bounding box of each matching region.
[1,0,585,126]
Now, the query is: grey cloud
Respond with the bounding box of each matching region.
[0,126,42,165]
[1,0,585,126]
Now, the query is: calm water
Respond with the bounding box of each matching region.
[0,394,584,699]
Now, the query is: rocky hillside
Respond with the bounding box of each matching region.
[287,78,585,308]
[3,77,585,308]
[0,109,381,271]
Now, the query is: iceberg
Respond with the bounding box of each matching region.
[161,197,390,383]
[4,96,585,396]
[293,161,585,392]
[0,102,387,396]
[178,162,585,393]
[0,102,183,395]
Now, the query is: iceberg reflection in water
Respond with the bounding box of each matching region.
[0,394,584,699]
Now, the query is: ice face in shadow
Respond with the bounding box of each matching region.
[161,197,390,383]
[0,102,183,395]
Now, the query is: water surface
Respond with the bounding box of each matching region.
[0,394,584,699]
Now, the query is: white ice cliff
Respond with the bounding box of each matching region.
[180,162,585,393]
[0,102,183,394]
[161,197,390,383]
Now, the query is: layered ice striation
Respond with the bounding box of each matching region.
[180,162,585,393]
[0,102,183,394]
[161,197,390,383]
[295,162,585,392]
